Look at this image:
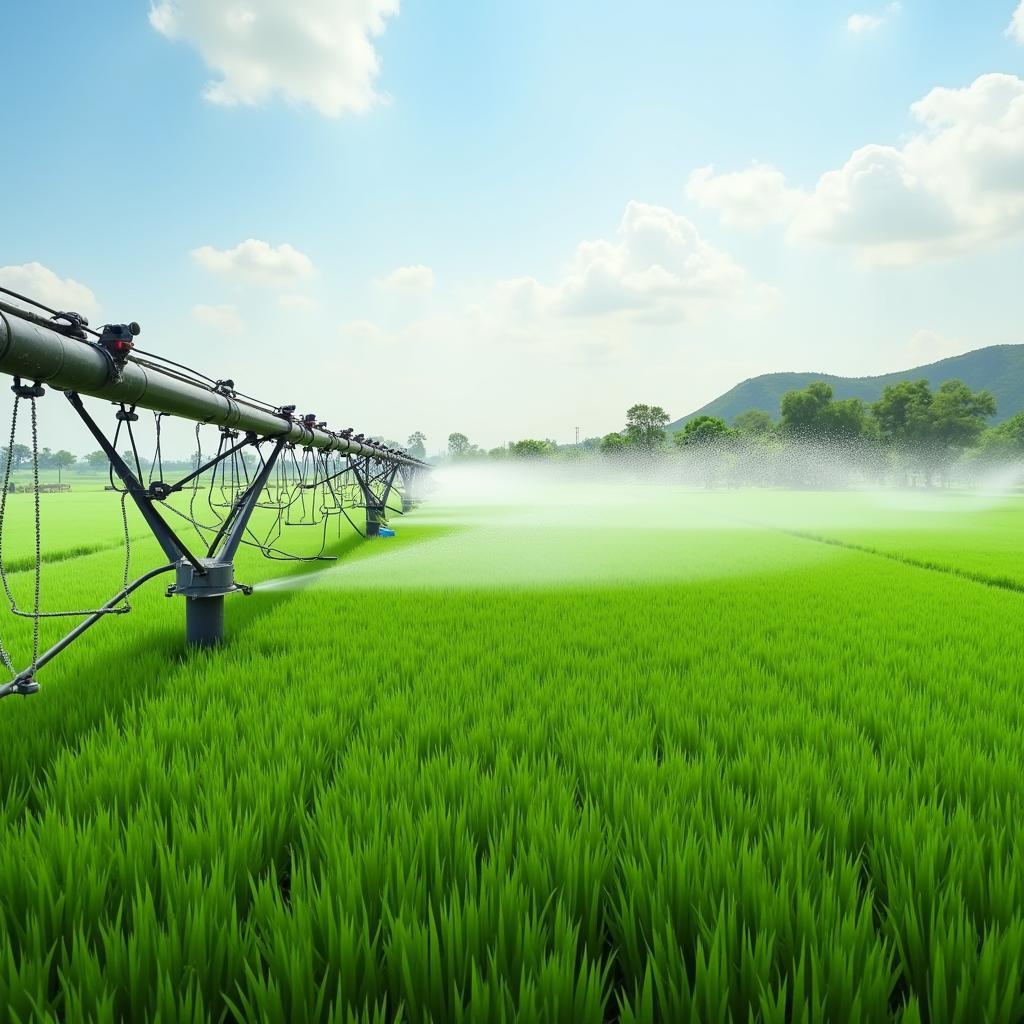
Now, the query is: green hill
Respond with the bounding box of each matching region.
[669,344,1024,431]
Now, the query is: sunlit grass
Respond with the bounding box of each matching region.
[1,478,1024,1021]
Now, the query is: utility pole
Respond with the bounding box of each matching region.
[575,426,580,446]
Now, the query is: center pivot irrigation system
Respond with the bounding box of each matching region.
[0,290,429,700]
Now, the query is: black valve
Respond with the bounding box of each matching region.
[98,323,139,365]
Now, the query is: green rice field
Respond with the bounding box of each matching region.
[2,471,1024,1022]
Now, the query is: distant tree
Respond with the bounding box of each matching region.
[674,416,736,488]
[509,439,555,458]
[625,404,670,452]
[599,432,629,456]
[407,431,427,458]
[447,432,477,459]
[732,409,774,436]
[871,378,995,484]
[827,398,870,443]
[674,416,734,448]
[83,450,108,472]
[780,381,835,439]
[975,411,1024,465]
[37,447,54,470]
[1,444,31,472]
[52,450,76,484]
[780,382,867,442]
[871,379,933,451]
[930,379,996,452]
[122,449,152,472]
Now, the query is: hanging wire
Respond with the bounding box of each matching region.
[149,412,165,485]
[0,390,133,681]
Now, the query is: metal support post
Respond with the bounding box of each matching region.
[171,440,286,647]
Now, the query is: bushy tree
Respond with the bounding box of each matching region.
[732,409,774,436]
[447,432,480,460]
[675,416,734,448]
[625,404,670,452]
[674,416,736,487]
[974,412,1024,465]
[407,431,427,458]
[872,378,995,484]
[509,439,555,458]
[780,382,867,442]
[599,432,629,456]
[0,444,31,472]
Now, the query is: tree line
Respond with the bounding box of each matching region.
[7,380,1013,489]
[443,376,1017,487]
[1,429,433,484]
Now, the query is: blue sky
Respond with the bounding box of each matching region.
[3,1,1024,453]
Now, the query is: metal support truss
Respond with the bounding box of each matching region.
[68,390,286,648]
[351,456,400,536]
[0,293,429,698]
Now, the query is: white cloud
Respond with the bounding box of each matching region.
[687,163,803,229]
[792,73,1024,263]
[495,201,773,326]
[191,303,244,333]
[847,13,883,33]
[149,0,399,117]
[191,239,315,287]
[1008,2,1024,44]
[0,262,101,321]
[846,2,900,34]
[693,74,1024,265]
[376,264,435,295]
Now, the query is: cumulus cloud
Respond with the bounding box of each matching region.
[692,74,1024,265]
[191,239,315,287]
[0,262,101,321]
[191,303,244,333]
[687,163,803,229]
[792,73,1024,263]
[1009,1,1024,44]
[149,0,399,117]
[495,201,773,326]
[376,264,435,295]
[846,2,900,34]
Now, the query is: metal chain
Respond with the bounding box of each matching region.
[0,397,134,627]
[0,397,22,677]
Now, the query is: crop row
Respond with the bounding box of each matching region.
[1,515,1023,1021]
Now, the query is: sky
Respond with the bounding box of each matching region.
[2,0,1024,455]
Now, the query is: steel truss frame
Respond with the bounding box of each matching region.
[0,299,428,699]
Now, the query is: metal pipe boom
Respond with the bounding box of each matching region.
[0,297,429,697]
[0,302,427,469]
